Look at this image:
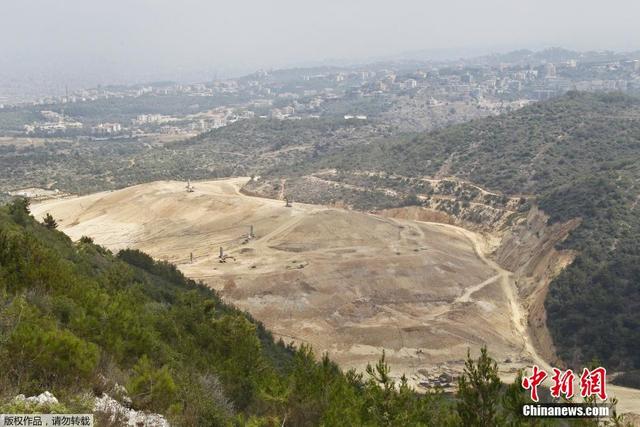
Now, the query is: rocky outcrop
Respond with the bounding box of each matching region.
[7,390,169,427]
[10,391,60,410]
[94,394,169,427]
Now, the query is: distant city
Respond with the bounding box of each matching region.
[1,48,639,139]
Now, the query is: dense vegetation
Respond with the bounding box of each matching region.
[0,198,292,424]
[257,92,640,372]
[0,110,41,132]
[0,118,382,194]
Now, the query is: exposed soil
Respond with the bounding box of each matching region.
[31,178,640,416]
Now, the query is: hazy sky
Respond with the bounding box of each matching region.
[1,0,639,90]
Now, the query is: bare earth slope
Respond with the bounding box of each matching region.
[31,178,640,415]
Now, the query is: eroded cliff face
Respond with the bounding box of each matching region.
[493,205,580,366]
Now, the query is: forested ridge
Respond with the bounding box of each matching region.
[0,117,379,195]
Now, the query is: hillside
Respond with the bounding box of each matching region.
[0,197,294,424]
[7,92,639,377]
[0,118,385,195]
[245,92,640,374]
[2,197,463,425]
[30,178,542,388]
[8,198,621,426]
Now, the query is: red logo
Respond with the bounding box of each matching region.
[550,368,575,399]
[522,366,608,402]
[579,367,607,400]
[522,365,547,402]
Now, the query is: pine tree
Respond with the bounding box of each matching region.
[43,213,58,229]
[457,346,503,426]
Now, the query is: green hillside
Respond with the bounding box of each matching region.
[259,92,640,372]
[0,118,380,195]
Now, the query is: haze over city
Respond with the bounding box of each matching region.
[2,0,639,94]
